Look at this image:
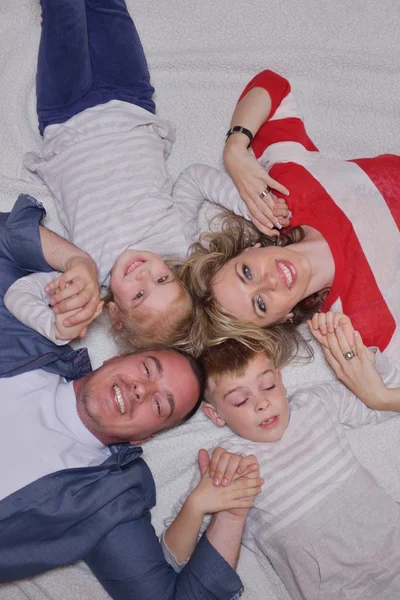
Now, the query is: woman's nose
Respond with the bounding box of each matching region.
[263,272,278,290]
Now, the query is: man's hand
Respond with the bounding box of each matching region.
[205,447,258,487]
[223,139,290,236]
[45,255,101,328]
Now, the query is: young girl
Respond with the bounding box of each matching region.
[175,70,399,358]
[162,313,400,599]
[7,0,286,350]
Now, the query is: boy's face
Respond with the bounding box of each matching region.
[203,353,289,443]
[110,249,186,317]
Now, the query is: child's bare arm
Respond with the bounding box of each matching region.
[163,449,262,567]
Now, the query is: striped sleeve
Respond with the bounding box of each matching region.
[237,70,318,156]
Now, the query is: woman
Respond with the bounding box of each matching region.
[176,70,399,358]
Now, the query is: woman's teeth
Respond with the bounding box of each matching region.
[113,385,126,414]
[278,262,293,288]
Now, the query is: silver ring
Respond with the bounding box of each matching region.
[343,350,355,360]
[259,186,271,199]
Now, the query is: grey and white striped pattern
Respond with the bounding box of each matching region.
[23,101,190,286]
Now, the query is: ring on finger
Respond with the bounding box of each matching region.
[343,350,356,360]
[259,185,272,199]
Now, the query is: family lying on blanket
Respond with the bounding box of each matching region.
[1,1,399,600]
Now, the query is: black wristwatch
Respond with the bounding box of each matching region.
[225,126,253,148]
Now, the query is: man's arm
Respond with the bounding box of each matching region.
[85,510,243,600]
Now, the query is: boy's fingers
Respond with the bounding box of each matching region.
[209,447,226,479]
[220,455,241,486]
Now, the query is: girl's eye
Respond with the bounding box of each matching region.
[134,290,144,300]
[156,275,169,284]
[242,264,252,280]
[256,295,266,313]
[234,398,248,408]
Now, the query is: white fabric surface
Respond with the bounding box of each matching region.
[0,0,399,599]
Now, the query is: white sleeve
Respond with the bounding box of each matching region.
[172,163,251,246]
[317,349,400,428]
[4,271,71,346]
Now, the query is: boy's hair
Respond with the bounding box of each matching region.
[201,338,272,405]
[103,278,194,352]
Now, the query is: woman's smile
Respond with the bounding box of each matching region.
[211,245,312,326]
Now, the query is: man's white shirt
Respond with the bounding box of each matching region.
[0,370,110,501]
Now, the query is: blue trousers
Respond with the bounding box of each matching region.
[37,0,155,135]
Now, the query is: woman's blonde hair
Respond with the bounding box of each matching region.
[103,261,194,353]
[180,210,326,359]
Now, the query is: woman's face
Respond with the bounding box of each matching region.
[211,245,313,326]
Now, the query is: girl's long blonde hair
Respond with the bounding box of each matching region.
[180,210,327,359]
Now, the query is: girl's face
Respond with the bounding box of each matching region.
[211,245,313,326]
[110,250,183,316]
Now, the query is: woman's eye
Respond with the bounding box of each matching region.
[156,275,169,284]
[256,295,266,313]
[134,290,144,300]
[234,398,248,408]
[242,264,252,280]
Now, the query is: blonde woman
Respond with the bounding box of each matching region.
[175,70,399,358]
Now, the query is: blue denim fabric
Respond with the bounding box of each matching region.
[0,194,91,380]
[37,0,155,134]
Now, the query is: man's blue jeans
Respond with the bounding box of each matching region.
[37,0,155,135]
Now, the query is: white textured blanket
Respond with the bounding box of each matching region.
[0,1,399,599]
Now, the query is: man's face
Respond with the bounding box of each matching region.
[74,350,200,445]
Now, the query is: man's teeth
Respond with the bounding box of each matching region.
[278,262,293,287]
[113,385,126,414]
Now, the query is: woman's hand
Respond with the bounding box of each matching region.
[223,138,290,236]
[308,311,356,349]
[309,314,391,410]
[45,255,100,328]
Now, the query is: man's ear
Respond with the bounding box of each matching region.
[202,402,226,427]
[129,434,155,446]
[108,301,123,330]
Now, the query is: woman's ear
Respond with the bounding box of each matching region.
[243,242,261,252]
[108,301,123,329]
[283,312,294,323]
[202,402,226,427]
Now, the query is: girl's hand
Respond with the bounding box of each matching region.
[54,300,104,341]
[45,256,100,328]
[208,447,259,487]
[223,140,290,236]
[188,464,263,518]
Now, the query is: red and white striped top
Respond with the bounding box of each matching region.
[242,70,399,355]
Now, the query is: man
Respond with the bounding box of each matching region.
[0,194,245,600]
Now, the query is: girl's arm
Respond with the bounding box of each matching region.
[39,226,101,328]
[4,272,103,343]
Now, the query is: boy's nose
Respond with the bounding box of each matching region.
[255,397,271,412]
